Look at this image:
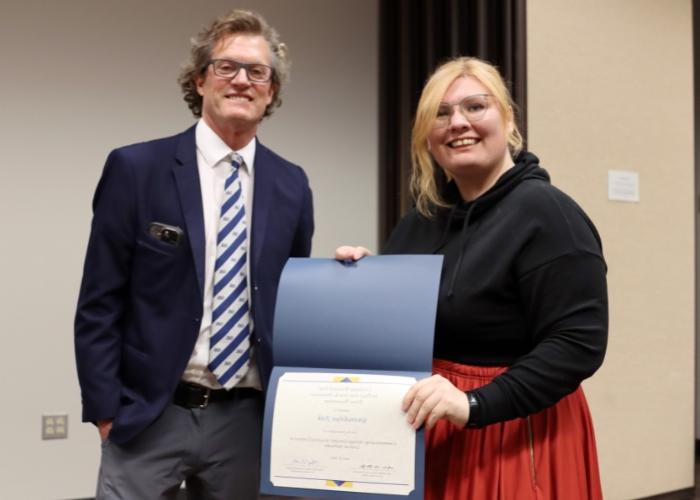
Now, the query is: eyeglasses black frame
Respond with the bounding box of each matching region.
[207,58,274,83]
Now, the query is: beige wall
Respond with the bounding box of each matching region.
[528,1,695,498]
[0,1,377,499]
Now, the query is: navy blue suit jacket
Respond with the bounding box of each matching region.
[75,125,314,444]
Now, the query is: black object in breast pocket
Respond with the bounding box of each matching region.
[148,222,184,247]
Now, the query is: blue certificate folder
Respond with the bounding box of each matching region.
[260,255,443,499]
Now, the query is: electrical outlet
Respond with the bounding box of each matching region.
[42,414,68,440]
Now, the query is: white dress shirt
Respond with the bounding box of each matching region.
[181,119,261,390]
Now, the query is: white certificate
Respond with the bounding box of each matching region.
[270,372,416,495]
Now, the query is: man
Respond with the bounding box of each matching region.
[75,10,313,499]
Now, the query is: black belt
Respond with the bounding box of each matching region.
[173,381,260,409]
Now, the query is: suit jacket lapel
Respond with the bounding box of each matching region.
[251,140,274,273]
[173,126,206,298]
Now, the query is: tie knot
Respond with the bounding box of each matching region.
[231,153,243,170]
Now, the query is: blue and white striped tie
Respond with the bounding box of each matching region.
[209,153,251,389]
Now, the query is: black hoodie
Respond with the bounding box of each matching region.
[384,152,608,426]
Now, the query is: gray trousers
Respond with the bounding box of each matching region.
[97,394,263,500]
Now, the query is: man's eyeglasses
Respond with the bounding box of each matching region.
[208,59,274,83]
[434,94,492,128]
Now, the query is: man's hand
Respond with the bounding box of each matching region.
[97,419,113,442]
[401,375,469,430]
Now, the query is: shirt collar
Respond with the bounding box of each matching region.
[195,118,256,172]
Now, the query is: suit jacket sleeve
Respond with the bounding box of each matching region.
[74,149,136,423]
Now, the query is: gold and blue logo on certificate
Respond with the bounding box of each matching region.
[325,479,354,488]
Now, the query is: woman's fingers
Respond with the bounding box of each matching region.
[334,245,373,261]
[402,375,470,429]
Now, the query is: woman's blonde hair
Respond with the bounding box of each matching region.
[410,57,523,216]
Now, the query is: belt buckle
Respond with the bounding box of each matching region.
[199,387,211,409]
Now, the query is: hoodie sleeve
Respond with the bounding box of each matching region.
[471,252,608,426]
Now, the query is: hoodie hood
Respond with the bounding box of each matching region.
[383,150,552,259]
[435,151,550,296]
[442,151,549,224]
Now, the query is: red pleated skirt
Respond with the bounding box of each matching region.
[426,359,603,500]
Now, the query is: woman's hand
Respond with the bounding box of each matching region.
[402,375,469,430]
[334,245,373,261]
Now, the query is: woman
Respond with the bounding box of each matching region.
[337,57,607,499]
